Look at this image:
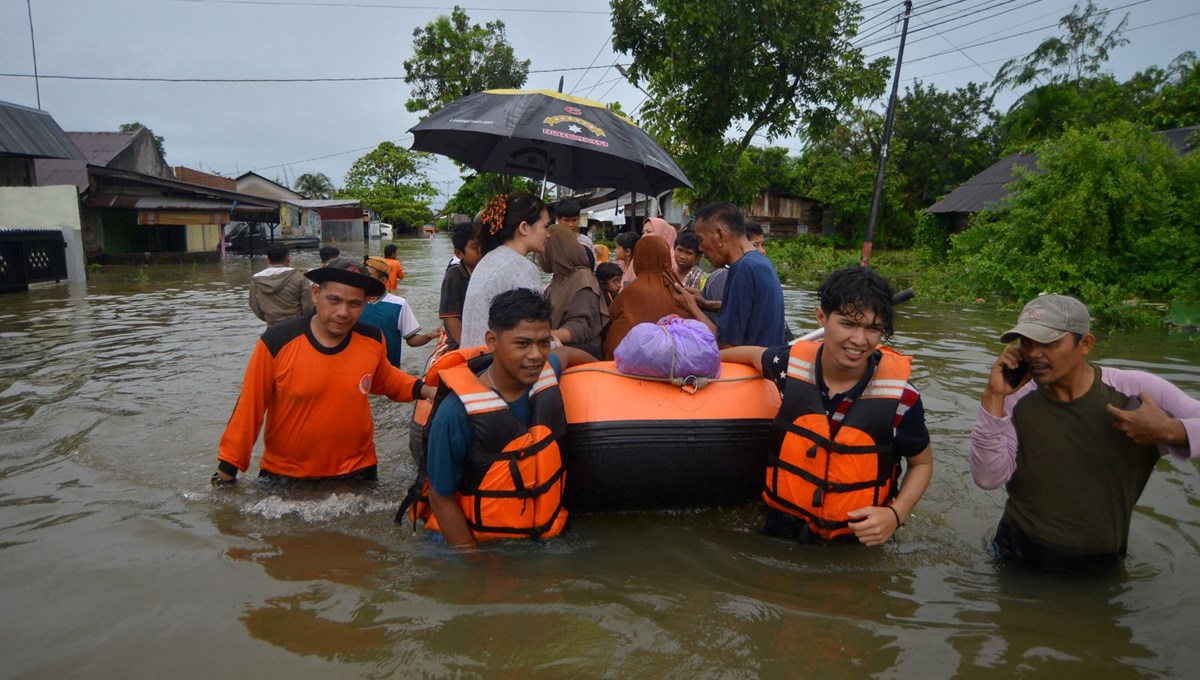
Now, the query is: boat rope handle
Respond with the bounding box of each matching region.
[560,365,761,388]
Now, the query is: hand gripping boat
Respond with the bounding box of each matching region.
[408,352,782,513]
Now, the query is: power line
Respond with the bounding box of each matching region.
[860,0,1044,53]
[569,36,611,94]
[246,135,412,172]
[902,4,1190,66]
[854,0,982,45]
[0,62,625,84]
[864,0,1161,56]
[912,13,995,80]
[160,0,611,15]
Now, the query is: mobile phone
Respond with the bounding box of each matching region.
[1002,360,1029,388]
[1123,394,1141,411]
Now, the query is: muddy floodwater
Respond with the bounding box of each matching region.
[2,236,1199,678]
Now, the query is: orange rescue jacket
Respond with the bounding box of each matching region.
[764,341,912,541]
[402,352,568,541]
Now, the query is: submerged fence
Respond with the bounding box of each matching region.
[0,229,68,294]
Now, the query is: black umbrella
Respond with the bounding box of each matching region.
[409,89,692,195]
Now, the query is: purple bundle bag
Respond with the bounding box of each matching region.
[614,314,722,380]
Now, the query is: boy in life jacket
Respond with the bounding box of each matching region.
[420,288,596,548]
[721,266,933,546]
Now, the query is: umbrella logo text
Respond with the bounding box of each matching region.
[542,115,608,148]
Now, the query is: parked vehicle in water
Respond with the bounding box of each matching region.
[224,222,319,252]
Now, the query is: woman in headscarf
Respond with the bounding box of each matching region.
[642,217,677,253]
[539,227,608,356]
[601,234,696,360]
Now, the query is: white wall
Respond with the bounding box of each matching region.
[0,185,87,283]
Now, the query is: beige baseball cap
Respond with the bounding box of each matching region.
[1000,294,1091,343]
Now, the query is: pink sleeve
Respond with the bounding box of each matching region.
[1101,367,1200,460]
[969,383,1035,489]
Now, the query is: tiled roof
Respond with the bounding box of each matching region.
[174,166,237,191]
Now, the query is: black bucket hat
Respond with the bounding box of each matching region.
[305,258,386,297]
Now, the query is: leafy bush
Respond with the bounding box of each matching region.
[930,121,1200,323]
[913,210,951,264]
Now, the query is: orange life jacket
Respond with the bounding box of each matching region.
[763,341,912,541]
[401,354,568,541]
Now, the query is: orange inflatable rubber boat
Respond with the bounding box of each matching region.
[409,357,782,513]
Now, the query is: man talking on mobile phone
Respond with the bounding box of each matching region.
[971,294,1200,571]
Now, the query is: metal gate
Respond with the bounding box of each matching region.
[0,229,68,294]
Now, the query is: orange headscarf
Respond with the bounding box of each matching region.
[601,234,694,359]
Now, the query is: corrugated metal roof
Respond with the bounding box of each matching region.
[33,131,139,192]
[926,152,1039,214]
[928,126,1199,215]
[288,199,361,208]
[1159,125,1199,154]
[0,100,84,160]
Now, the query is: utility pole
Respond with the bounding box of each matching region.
[861,0,912,268]
[26,0,41,108]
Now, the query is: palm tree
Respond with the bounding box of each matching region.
[294,172,335,199]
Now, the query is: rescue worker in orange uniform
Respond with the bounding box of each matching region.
[413,288,595,547]
[213,258,435,486]
[722,266,933,546]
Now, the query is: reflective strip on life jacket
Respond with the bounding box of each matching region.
[425,361,568,541]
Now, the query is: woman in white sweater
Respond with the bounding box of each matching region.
[458,193,551,348]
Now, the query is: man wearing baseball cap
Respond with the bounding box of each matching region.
[213,258,435,486]
[971,294,1200,570]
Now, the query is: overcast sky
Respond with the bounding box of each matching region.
[1,0,1195,205]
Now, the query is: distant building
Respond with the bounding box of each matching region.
[33,129,278,263]
[927,126,1199,231]
[0,100,87,291]
[234,171,304,202]
[174,166,237,192]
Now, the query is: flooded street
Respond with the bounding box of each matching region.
[3,236,1200,678]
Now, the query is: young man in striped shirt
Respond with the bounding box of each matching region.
[722,266,933,546]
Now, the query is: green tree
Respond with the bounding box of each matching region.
[403,6,530,116]
[893,81,1001,215]
[993,0,1129,90]
[796,109,906,244]
[1140,52,1200,129]
[119,122,166,158]
[443,173,535,217]
[293,172,335,199]
[340,143,437,228]
[938,122,1200,314]
[610,0,889,204]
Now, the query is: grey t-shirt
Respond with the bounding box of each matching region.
[459,245,545,347]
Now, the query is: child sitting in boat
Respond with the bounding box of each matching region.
[721,266,933,547]
[595,262,623,308]
[674,230,704,290]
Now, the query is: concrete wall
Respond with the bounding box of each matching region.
[0,185,86,283]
